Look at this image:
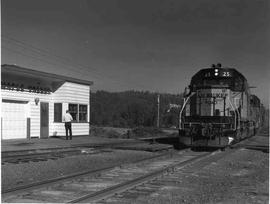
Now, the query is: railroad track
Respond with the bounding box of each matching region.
[232,144,269,153]
[3,134,265,203]
[2,140,171,165]
[2,149,215,203]
[243,145,269,153]
[1,147,113,165]
[230,132,269,153]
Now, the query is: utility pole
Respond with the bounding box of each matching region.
[157,94,160,128]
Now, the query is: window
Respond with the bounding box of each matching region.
[68,104,88,122]
[54,103,62,122]
[79,105,87,122]
[202,79,231,87]
[69,104,78,121]
[233,77,244,91]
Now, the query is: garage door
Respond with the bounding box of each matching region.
[2,101,27,139]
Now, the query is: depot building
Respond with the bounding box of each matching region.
[1,64,93,140]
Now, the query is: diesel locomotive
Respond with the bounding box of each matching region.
[179,63,264,147]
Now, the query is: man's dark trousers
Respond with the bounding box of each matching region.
[65,122,72,140]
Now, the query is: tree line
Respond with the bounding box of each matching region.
[90,90,183,128]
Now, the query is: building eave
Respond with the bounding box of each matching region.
[1,64,94,86]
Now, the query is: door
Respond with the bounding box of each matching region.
[2,101,27,139]
[40,102,49,138]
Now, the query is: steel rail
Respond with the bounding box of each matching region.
[2,150,175,195]
[2,149,81,159]
[2,145,87,157]
[2,140,144,157]
[2,148,111,165]
[235,144,269,152]
[2,148,113,162]
[68,151,212,203]
[2,141,148,164]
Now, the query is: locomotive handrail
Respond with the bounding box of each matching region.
[236,108,241,130]
[182,122,231,125]
[228,97,238,131]
[231,92,242,131]
[179,92,195,130]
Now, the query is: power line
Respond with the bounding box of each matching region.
[2,45,138,88]
[1,36,123,83]
[2,35,149,89]
[2,35,102,75]
[2,45,98,79]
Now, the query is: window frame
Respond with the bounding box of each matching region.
[68,103,78,122]
[79,104,88,122]
[68,103,88,123]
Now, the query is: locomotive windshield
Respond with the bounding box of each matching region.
[202,78,232,87]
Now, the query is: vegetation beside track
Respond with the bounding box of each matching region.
[90,126,177,139]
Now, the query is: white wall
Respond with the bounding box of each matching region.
[1,81,90,138]
[51,82,90,137]
[1,89,51,137]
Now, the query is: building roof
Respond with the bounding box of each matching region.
[1,64,93,86]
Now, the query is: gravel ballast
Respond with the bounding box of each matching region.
[2,149,155,190]
[133,148,269,204]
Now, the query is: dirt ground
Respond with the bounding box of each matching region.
[134,146,269,204]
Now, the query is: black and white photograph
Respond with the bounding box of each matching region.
[1,0,269,203]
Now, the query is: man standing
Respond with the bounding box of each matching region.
[63,110,73,140]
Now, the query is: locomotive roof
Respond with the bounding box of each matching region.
[191,67,247,83]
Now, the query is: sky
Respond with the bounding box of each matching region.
[1,0,269,106]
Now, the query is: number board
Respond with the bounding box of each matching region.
[204,72,211,77]
[221,71,231,77]
[203,69,232,77]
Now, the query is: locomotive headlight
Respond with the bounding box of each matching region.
[214,69,219,76]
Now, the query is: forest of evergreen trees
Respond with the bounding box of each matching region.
[90,90,183,128]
